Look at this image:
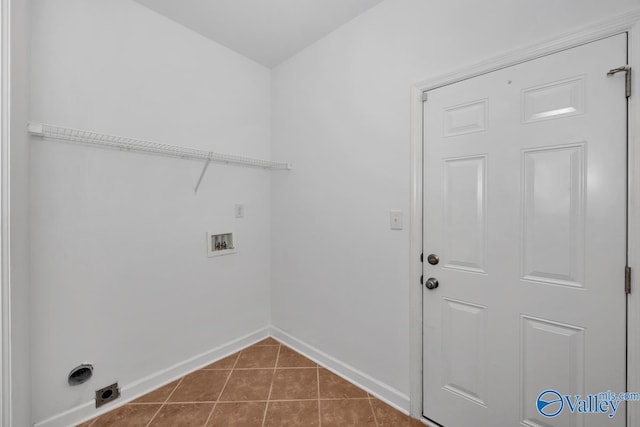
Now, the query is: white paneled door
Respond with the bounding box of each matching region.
[422,34,628,427]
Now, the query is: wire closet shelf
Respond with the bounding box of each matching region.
[27,122,292,170]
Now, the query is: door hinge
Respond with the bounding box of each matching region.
[626,266,632,294]
[420,252,423,263]
[607,65,631,98]
[422,91,428,102]
[420,274,424,285]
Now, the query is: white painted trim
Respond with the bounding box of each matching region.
[35,327,270,427]
[269,326,411,415]
[414,9,640,92]
[626,20,640,427]
[0,0,11,425]
[408,85,423,420]
[409,7,640,426]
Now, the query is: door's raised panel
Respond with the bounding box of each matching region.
[443,99,488,137]
[520,316,585,427]
[443,156,487,274]
[442,298,487,407]
[522,77,585,124]
[521,144,585,287]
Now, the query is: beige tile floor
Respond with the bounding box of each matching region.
[77,338,424,426]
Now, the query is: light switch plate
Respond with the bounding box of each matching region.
[390,210,403,230]
[235,204,244,218]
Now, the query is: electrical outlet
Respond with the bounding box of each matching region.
[95,383,120,408]
[390,210,403,230]
[235,204,244,218]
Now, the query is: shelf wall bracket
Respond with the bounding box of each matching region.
[194,157,211,194]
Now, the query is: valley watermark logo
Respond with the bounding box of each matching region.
[537,390,564,417]
[537,389,639,418]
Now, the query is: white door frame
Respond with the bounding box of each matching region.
[1,0,11,425]
[409,8,640,426]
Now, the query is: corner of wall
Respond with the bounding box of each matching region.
[9,0,31,424]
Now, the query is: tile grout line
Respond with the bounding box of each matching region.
[202,366,317,371]
[202,352,240,427]
[144,377,185,427]
[368,395,380,427]
[128,397,371,405]
[317,365,322,427]
[261,343,282,427]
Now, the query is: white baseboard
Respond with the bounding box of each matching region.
[36,326,414,427]
[35,327,270,427]
[269,326,410,415]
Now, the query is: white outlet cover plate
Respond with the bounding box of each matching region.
[390,210,403,230]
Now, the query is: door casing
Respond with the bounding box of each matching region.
[1,0,10,425]
[409,8,640,426]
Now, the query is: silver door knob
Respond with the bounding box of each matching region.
[425,277,439,290]
[427,254,439,265]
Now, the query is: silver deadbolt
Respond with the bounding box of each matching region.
[427,254,439,265]
[425,277,439,290]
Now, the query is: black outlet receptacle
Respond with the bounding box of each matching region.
[95,383,120,408]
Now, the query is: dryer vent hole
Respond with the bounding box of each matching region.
[68,364,93,386]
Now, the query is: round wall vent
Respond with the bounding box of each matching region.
[68,364,93,386]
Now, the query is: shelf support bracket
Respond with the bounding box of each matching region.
[28,122,45,136]
[194,157,211,194]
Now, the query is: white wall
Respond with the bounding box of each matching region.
[270,0,640,408]
[10,0,31,425]
[29,0,271,424]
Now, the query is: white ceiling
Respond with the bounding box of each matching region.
[133,0,385,68]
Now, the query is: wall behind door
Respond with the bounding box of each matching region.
[270,0,640,406]
[29,0,272,424]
